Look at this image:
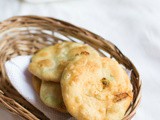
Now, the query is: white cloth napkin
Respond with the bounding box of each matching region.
[5,55,72,120]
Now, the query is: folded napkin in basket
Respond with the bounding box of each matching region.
[5,55,73,120]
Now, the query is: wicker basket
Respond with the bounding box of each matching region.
[0,16,141,120]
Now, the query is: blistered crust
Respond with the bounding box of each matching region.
[28,42,99,82]
[61,57,133,120]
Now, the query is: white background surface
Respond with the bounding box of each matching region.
[0,0,160,120]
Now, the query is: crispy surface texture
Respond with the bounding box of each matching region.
[32,76,67,112]
[61,57,133,120]
[28,42,99,82]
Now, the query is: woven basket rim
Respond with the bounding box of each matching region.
[0,15,141,120]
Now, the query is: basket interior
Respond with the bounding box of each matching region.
[0,16,141,120]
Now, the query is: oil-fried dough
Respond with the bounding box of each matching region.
[61,57,133,120]
[28,42,99,82]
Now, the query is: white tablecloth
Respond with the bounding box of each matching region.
[0,0,160,120]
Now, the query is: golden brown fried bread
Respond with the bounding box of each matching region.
[40,81,67,113]
[32,76,41,94]
[61,57,133,120]
[32,76,67,112]
[28,42,99,82]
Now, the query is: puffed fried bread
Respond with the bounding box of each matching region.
[61,57,133,120]
[32,76,67,112]
[32,76,41,94]
[28,42,100,82]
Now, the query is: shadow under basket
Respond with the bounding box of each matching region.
[0,16,141,120]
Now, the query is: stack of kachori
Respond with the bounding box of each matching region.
[28,42,133,120]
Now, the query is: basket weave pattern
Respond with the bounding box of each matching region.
[0,16,141,120]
